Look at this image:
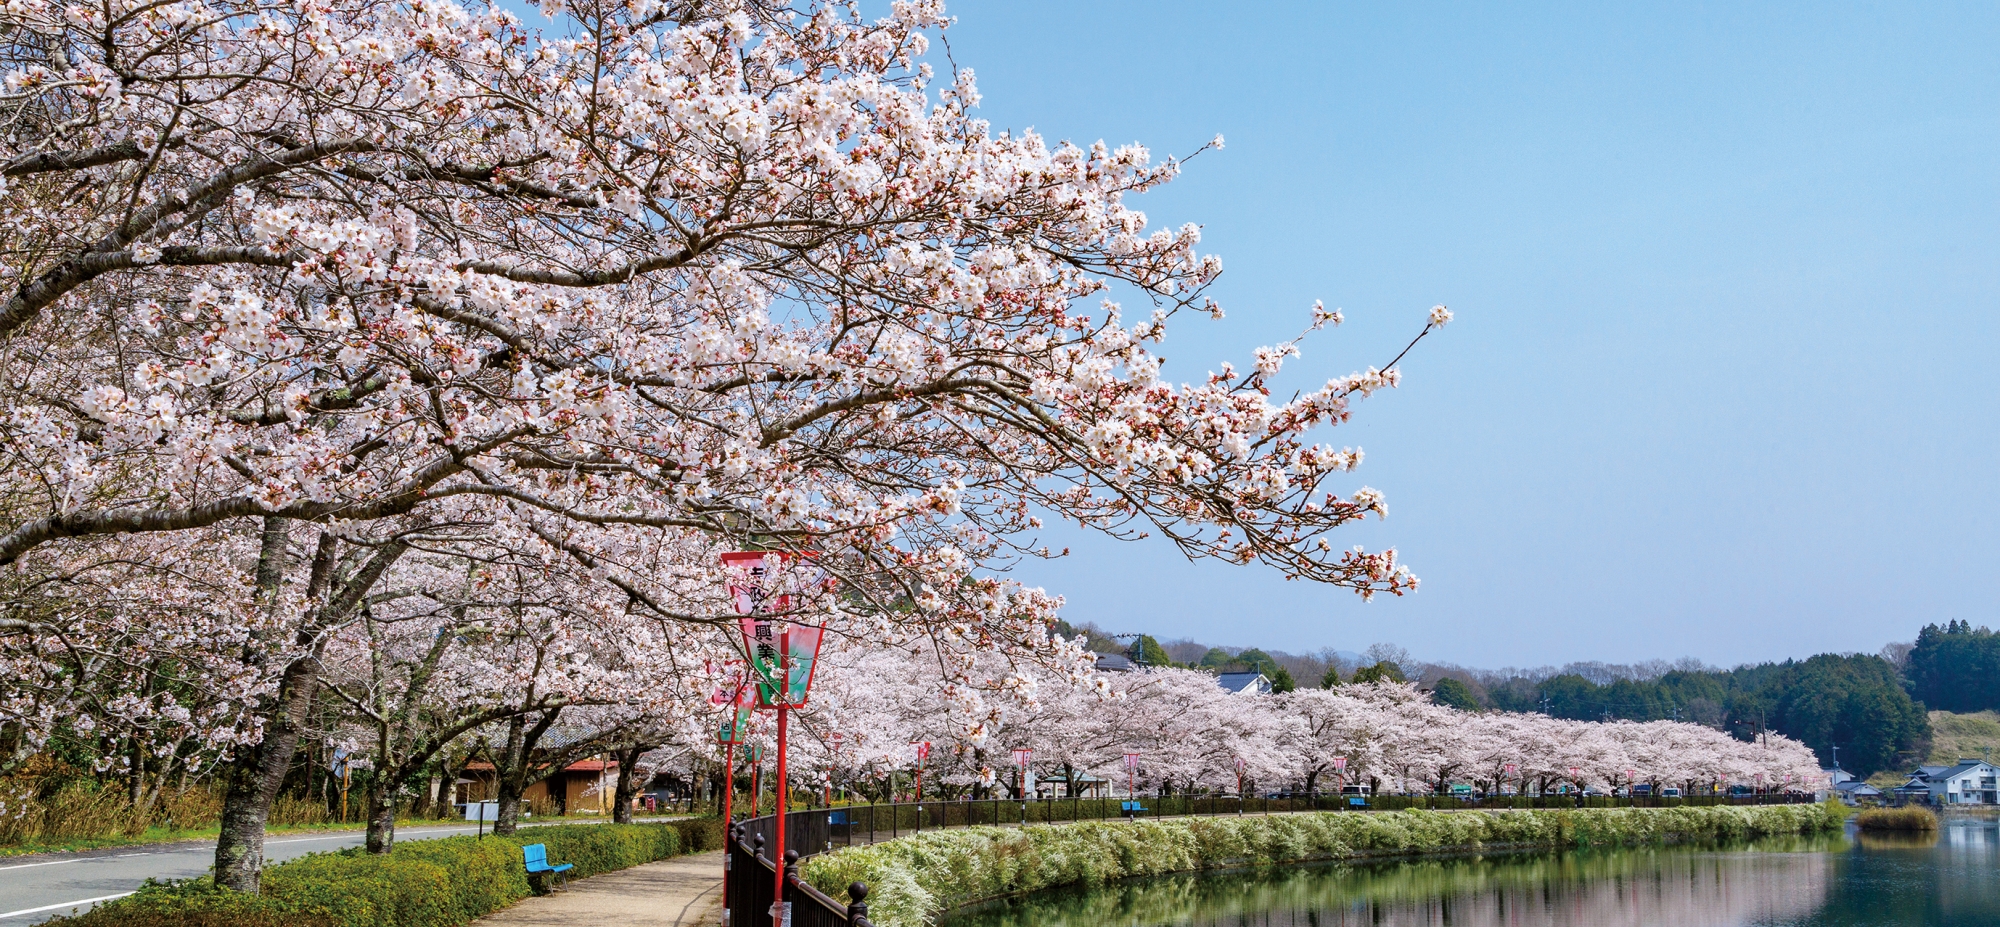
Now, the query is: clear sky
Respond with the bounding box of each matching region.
[938,1,2000,668]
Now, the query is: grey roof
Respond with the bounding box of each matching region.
[1093,653,1137,672]
[1915,765,1949,778]
[1833,781,1882,795]
[1938,760,1995,778]
[1215,671,1272,694]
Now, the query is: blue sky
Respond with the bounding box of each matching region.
[938,1,2000,668]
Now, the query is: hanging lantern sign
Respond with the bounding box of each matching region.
[1332,757,1348,771]
[1504,763,1518,776]
[1568,767,1581,778]
[1124,752,1141,773]
[1013,748,1033,770]
[1234,757,1247,774]
[723,551,829,708]
[910,741,932,765]
[716,683,755,745]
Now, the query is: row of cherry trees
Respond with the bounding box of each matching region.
[0,0,1438,892]
[738,654,1828,802]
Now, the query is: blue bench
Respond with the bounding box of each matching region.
[829,811,850,825]
[522,843,573,890]
[1120,801,1148,816]
[1348,797,1368,807]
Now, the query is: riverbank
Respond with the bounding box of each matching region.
[800,803,1845,927]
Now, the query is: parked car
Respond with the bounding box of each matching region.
[1661,787,1683,798]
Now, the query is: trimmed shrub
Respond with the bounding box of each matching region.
[800,804,1844,927]
[53,819,717,927]
[1855,806,1940,831]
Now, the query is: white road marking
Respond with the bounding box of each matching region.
[0,892,136,919]
[0,859,82,873]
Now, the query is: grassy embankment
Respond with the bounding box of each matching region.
[800,803,1846,927]
[1865,710,2000,789]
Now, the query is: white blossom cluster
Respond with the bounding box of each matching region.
[782,655,1828,800]
[0,0,1447,873]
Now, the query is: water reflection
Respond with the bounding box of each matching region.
[942,822,2000,927]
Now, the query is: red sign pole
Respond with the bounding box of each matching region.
[772,633,791,927]
[723,742,737,823]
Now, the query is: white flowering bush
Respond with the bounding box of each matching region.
[799,804,1844,927]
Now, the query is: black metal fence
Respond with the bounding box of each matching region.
[722,791,1817,926]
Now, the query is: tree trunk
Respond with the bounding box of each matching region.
[213,668,315,892]
[410,774,433,820]
[364,779,396,853]
[435,759,463,819]
[128,733,144,807]
[492,716,529,835]
[612,744,645,824]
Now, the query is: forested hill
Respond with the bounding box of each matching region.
[1482,654,1929,777]
[1905,621,2000,713]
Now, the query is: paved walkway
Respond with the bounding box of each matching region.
[473,851,723,927]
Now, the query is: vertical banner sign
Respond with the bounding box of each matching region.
[724,551,788,704]
[782,623,825,706]
[1124,752,1140,801]
[723,551,828,707]
[722,551,831,927]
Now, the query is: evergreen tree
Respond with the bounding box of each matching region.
[1906,622,2000,712]
[1350,661,1406,684]
[1431,677,1481,711]
[1129,635,1177,668]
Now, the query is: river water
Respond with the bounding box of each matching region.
[940,820,1999,927]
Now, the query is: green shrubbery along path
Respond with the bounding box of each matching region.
[50,818,722,927]
[799,803,1845,927]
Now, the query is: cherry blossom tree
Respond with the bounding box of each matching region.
[3,0,1449,888]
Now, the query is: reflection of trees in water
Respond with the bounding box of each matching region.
[1798,822,2000,927]
[947,838,1841,927]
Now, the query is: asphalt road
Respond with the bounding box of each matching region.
[1,822,524,924]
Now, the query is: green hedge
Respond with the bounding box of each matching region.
[54,818,719,927]
[799,803,1846,927]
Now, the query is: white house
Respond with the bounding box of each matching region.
[1214,671,1273,696]
[1902,759,1999,805]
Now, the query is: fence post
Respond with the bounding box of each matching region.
[846,882,870,924]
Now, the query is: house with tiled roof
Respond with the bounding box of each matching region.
[1215,671,1272,696]
[1899,759,1998,806]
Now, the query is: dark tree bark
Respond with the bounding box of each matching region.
[214,527,405,890]
[612,743,647,823]
[214,658,319,891]
[363,778,396,853]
